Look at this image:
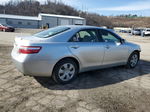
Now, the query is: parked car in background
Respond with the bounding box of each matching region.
[120,30,128,33]
[0,23,15,32]
[131,29,142,35]
[142,28,150,36]
[119,29,131,33]
[11,25,141,84]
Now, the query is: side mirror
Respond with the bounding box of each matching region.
[120,39,126,44]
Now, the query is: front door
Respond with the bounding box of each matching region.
[99,29,128,65]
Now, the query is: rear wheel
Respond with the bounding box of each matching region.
[126,52,139,68]
[52,59,78,84]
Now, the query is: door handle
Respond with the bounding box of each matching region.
[105,45,110,49]
[70,46,79,49]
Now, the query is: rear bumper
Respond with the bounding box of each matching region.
[11,52,56,77]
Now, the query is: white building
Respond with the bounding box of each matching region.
[0,13,86,28]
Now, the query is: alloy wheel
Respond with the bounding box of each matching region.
[58,63,75,81]
[130,54,138,67]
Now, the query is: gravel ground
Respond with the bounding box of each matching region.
[0,32,150,112]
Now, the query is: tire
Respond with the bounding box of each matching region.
[126,52,139,68]
[52,59,78,84]
[12,29,15,32]
[2,29,6,32]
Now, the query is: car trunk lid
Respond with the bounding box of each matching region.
[13,36,45,54]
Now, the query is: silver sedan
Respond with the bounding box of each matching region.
[11,25,141,84]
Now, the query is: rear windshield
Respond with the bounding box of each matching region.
[34,26,70,38]
[135,29,141,31]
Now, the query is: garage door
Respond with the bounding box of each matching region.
[74,20,83,25]
[60,19,70,25]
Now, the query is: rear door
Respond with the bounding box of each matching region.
[68,29,105,69]
[99,29,128,65]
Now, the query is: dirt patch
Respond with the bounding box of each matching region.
[0,33,150,112]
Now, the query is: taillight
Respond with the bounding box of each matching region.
[19,46,42,54]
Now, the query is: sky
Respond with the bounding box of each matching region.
[0,0,150,16]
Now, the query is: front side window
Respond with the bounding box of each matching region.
[34,26,70,38]
[70,29,98,42]
[99,29,120,43]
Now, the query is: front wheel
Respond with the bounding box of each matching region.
[126,52,139,68]
[52,59,78,84]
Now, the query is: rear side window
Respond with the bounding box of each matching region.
[70,29,98,42]
[34,26,70,38]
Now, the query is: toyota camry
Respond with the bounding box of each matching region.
[11,25,141,84]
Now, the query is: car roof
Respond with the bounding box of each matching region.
[62,25,106,30]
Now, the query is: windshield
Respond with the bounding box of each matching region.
[135,29,141,31]
[34,26,70,38]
